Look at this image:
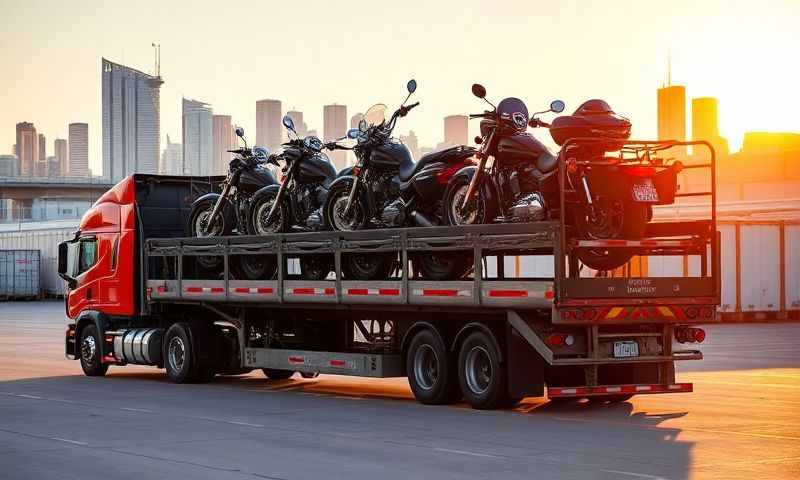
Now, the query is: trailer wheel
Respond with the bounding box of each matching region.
[262,369,295,380]
[79,324,108,377]
[164,323,214,383]
[406,329,460,405]
[458,331,509,409]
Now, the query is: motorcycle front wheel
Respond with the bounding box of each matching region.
[249,191,287,235]
[324,186,368,231]
[189,199,233,272]
[444,176,495,226]
[572,197,649,271]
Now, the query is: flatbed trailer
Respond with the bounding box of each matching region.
[61,140,720,409]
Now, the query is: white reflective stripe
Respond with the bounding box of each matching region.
[605,386,622,393]
[636,385,652,392]
[561,388,577,394]
[289,288,334,296]
[668,384,684,390]
[411,289,472,297]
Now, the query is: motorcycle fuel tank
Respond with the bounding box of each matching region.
[496,133,552,167]
[297,153,337,183]
[370,141,413,170]
[239,167,277,193]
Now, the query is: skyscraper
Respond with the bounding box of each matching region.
[160,134,183,175]
[102,58,163,181]
[256,99,282,150]
[46,156,59,177]
[15,122,37,176]
[0,155,18,177]
[324,104,348,169]
[286,110,308,137]
[54,138,68,176]
[444,115,469,147]
[182,98,213,176]
[692,97,729,157]
[212,114,236,175]
[68,123,89,177]
[36,133,47,176]
[350,112,364,130]
[657,85,686,157]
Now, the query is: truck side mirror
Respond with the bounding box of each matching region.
[58,241,77,288]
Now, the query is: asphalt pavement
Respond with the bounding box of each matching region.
[0,301,798,480]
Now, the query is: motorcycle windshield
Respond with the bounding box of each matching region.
[364,103,388,127]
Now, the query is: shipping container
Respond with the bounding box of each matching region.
[0,226,77,297]
[0,250,40,299]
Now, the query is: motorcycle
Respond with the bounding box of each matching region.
[247,115,350,279]
[188,126,279,278]
[445,84,676,271]
[322,79,477,280]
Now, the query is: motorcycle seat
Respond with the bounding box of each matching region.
[537,151,558,173]
[398,145,476,182]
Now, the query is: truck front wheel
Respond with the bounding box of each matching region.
[79,324,108,377]
[261,369,295,380]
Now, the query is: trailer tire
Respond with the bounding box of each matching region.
[164,323,214,384]
[79,324,108,377]
[262,369,295,380]
[458,331,509,410]
[406,329,460,405]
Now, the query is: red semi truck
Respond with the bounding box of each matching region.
[59,163,719,409]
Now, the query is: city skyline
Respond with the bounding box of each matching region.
[2,0,797,176]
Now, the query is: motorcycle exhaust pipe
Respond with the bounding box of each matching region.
[409,210,433,227]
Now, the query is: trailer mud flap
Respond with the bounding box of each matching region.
[506,321,545,399]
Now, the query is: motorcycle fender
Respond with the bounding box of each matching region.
[449,165,501,210]
[328,175,356,192]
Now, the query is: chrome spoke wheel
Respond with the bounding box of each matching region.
[168,337,186,373]
[80,335,97,365]
[464,346,492,395]
[413,344,439,391]
[331,194,362,231]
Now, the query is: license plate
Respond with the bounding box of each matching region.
[613,341,640,358]
[632,179,659,202]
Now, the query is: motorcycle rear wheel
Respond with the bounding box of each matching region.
[414,252,472,280]
[231,255,277,280]
[342,253,394,281]
[573,198,648,271]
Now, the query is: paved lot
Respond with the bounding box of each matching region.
[0,301,798,480]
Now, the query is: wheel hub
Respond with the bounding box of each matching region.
[168,337,186,372]
[81,335,96,364]
[413,344,439,391]
[465,346,492,395]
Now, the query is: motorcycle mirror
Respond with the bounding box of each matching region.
[550,100,566,113]
[407,79,417,94]
[347,128,360,139]
[359,119,368,132]
[282,115,296,134]
[235,126,245,138]
[471,84,487,99]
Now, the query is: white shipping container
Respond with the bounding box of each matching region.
[0,228,76,296]
[0,250,40,298]
[718,224,737,312]
[786,225,800,311]
[740,224,781,312]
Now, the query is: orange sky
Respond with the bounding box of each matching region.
[1,0,798,174]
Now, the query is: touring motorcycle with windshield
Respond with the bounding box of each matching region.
[444,84,680,271]
[187,127,279,278]
[322,79,477,280]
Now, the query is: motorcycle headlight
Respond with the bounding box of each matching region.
[304,136,323,152]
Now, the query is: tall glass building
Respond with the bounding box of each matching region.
[102,58,163,182]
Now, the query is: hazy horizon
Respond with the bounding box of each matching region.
[1,0,798,175]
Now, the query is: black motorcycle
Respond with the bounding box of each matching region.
[323,79,477,280]
[445,84,676,271]
[247,115,351,279]
[188,126,278,278]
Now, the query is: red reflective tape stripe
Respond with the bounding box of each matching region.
[423,289,458,297]
[288,356,304,364]
[210,287,224,293]
[323,288,335,295]
[488,290,528,298]
[545,290,555,299]
[348,288,369,296]
[185,287,203,293]
[234,287,249,293]
[292,288,315,295]
[156,286,167,293]
[329,359,346,367]
[378,288,400,296]
[257,287,273,294]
